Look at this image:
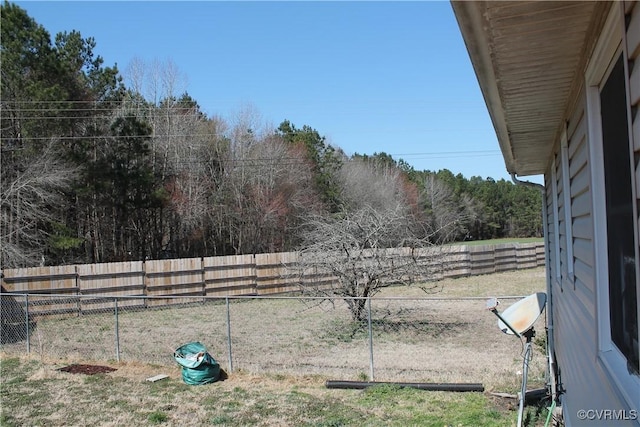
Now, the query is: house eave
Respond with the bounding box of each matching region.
[451,1,609,177]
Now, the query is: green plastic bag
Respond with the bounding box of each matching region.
[173,342,220,385]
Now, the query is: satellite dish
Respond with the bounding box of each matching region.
[497,292,546,335]
[487,292,547,427]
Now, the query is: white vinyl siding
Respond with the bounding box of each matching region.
[566,103,596,317]
[560,130,575,287]
[567,3,640,423]
[550,156,562,288]
[566,105,594,304]
[550,4,640,424]
[556,83,638,427]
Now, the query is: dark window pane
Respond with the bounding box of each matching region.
[600,54,639,373]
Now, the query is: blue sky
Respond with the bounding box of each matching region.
[14,1,536,182]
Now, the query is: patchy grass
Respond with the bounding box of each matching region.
[1,268,548,389]
[0,356,533,426]
[1,268,551,425]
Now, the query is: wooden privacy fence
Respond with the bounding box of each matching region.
[0,242,545,315]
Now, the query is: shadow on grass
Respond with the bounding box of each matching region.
[322,318,470,343]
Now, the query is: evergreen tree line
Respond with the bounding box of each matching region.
[0,2,542,268]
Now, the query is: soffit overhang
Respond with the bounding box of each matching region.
[451,1,610,177]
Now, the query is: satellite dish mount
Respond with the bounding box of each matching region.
[486,292,547,427]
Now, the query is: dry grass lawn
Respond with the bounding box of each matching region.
[1,267,551,426]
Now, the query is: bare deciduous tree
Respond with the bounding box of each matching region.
[124,57,187,108]
[290,159,486,321]
[1,141,76,267]
[337,157,406,212]
[295,203,442,321]
[219,120,322,254]
[422,174,478,244]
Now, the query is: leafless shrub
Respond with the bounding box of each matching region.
[294,203,443,321]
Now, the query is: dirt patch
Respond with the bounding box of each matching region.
[57,364,117,375]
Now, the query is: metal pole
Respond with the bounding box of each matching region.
[367,297,374,381]
[114,298,120,363]
[517,332,534,427]
[226,297,233,372]
[25,294,30,353]
[490,308,521,337]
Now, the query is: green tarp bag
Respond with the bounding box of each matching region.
[173,341,220,385]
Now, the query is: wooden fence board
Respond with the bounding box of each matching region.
[298,250,339,292]
[413,247,445,281]
[0,243,546,315]
[255,252,300,295]
[204,254,257,296]
[516,243,540,269]
[468,245,497,275]
[495,244,517,272]
[1,265,78,317]
[145,258,204,306]
[535,243,547,266]
[2,265,77,293]
[439,245,471,278]
[77,261,145,311]
[300,265,337,290]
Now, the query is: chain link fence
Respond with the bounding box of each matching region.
[0,292,548,390]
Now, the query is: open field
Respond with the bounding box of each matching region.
[1,267,551,426]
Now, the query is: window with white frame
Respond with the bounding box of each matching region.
[599,53,638,373]
[587,4,640,384]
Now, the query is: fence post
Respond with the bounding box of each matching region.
[25,294,30,354]
[201,256,206,299]
[114,298,120,363]
[226,297,233,372]
[367,297,374,381]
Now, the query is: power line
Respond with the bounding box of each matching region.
[2,104,502,161]
[0,134,221,141]
[2,146,501,164]
[1,107,199,114]
[1,137,502,159]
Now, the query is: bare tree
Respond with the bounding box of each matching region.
[123,58,226,257]
[218,118,322,254]
[337,157,406,212]
[124,57,187,108]
[246,134,322,252]
[1,141,76,267]
[291,158,445,321]
[295,202,441,321]
[123,56,146,99]
[290,159,485,321]
[422,174,478,244]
